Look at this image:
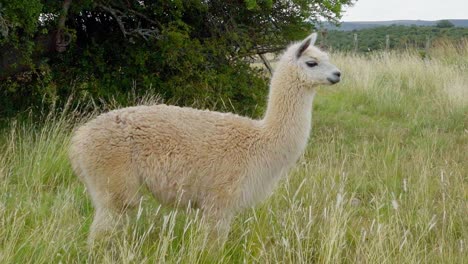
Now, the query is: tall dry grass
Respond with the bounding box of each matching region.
[0,45,466,263]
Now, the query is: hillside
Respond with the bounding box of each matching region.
[323,25,468,52]
[323,19,468,31]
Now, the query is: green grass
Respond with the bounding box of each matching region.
[0,50,467,263]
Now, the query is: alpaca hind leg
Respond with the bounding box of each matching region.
[83,170,142,246]
[203,209,234,250]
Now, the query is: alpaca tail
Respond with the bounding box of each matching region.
[68,127,87,181]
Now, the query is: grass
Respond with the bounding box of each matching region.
[0,48,467,263]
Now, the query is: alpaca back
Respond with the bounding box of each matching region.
[70,104,264,209]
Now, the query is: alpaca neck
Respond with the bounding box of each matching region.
[237,61,316,209]
[262,62,316,149]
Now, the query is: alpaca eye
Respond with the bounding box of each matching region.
[306,61,318,67]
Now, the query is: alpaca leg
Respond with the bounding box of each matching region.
[88,207,121,245]
[87,195,141,246]
[82,169,142,245]
[204,209,234,249]
[211,215,233,247]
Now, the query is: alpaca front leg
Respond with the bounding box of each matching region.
[88,208,122,246]
[204,211,234,250]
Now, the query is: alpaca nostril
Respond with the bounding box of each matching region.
[334,71,341,77]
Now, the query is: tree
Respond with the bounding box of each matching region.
[436,20,454,28]
[0,0,354,117]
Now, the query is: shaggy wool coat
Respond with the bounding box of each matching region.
[69,33,340,244]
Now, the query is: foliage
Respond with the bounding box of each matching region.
[436,20,455,28]
[325,24,468,52]
[0,0,353,118]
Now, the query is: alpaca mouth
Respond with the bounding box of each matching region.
[327,77,340,84]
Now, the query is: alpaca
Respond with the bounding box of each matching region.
[69,32,341,245]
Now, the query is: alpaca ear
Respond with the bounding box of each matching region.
[309,32,318,45]
[296,33,317,58]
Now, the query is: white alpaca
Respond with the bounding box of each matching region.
[69,33,341,245]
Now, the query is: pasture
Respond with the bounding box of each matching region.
[0,47,466,263]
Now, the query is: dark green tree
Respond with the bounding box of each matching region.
[436,20,455,28]
[0,0,354,117]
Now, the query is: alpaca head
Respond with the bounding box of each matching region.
[291,33,341,86]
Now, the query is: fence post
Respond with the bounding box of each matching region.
[353,33,358,52]
[386,34,390,51]
[320,29,328,49]
[425,35,431,54]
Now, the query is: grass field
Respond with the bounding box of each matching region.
[0,47,466,263]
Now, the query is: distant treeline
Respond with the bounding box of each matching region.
[322,19,468,31]
[325,25,468,52]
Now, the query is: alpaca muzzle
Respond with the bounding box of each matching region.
[327,71,341,84]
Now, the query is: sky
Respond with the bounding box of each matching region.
[342,0,468,22]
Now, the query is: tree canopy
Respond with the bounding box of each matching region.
[0,0,353,117]
[436,20,455,28]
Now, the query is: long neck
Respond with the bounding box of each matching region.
[262,62,316,145]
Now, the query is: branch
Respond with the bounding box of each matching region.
[258,53,273,74]
[132,28,160,41]
[0,14,10,38]
[251,46,285,55]
[57,0,72,30]
[55,0,73,52]
[97,4,128,37]
[127,9,162,30]
[96,3,160,41]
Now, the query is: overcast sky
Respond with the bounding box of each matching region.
[342,0,468,21]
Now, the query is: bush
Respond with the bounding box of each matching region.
[0,0,353,118]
